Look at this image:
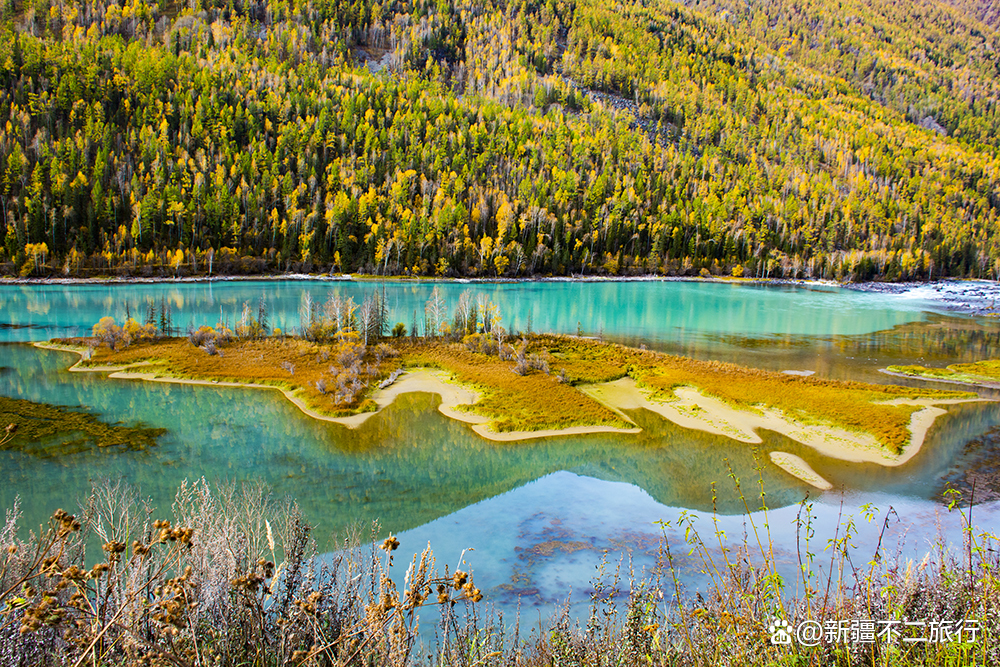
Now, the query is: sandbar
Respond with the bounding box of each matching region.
[579,377,984,466]
[879,368,1000,390]
[768,452,833,490]
[470,422,641,442]
[115,366,642,441]
[37,341,641,441]
[32,341,984,450]
[341,368,641,440]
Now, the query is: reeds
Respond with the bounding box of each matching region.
[2,475,995,666]
[0,479,485,667]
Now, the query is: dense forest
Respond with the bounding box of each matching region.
[1,0,999,280]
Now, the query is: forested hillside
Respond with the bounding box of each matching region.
[1,0,999,280]
[943,0,999,29]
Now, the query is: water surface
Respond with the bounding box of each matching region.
[1,279,999,617]
[0,278,941,344]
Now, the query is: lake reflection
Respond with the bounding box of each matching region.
[391,471,1000,621]
[0,279,940,345]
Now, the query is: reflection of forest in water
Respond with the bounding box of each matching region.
[0,280,935,346]
[934,426,1000,504]
[4,340,1000,549]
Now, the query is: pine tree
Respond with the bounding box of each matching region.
[159,298,168,334]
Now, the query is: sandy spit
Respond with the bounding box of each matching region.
[768,452,833,490]
[579,377,985,467]
[879,368,1000,390]
[105,368,642,440]
[32,342,986,451]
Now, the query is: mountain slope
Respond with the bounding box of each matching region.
[0,0,998,280]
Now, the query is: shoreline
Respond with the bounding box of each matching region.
[0,273,844,288]
[109,367,644,441]
[879,368,1000,390]
[5,273,993,287]
[37,343,642,442]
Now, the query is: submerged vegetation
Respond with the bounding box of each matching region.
[887,360,1000,387]
[0,395,166,456]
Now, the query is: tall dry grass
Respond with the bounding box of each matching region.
[0,467,996,666]
[0,477,484,667]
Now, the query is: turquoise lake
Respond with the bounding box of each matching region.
[1,278,999,616]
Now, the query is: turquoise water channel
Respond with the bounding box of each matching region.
[1,279,999,616]
[0,278,944,343]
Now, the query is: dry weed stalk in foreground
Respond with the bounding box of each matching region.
[0,478,486,667]
[0,470,996,666]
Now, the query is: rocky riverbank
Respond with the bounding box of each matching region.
[845,279,1000,317]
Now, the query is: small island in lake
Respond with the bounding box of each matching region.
[33,296,989,490]
[884,360,1000,389]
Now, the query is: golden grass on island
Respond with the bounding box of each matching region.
[397,340,630,433]
[534,334,649,383]
[632,360,967,454]
[534,335,974,454]
[56,332,975,449]
[887,360,1000,386]
[62,334,628,433]
[63,335,399,418]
